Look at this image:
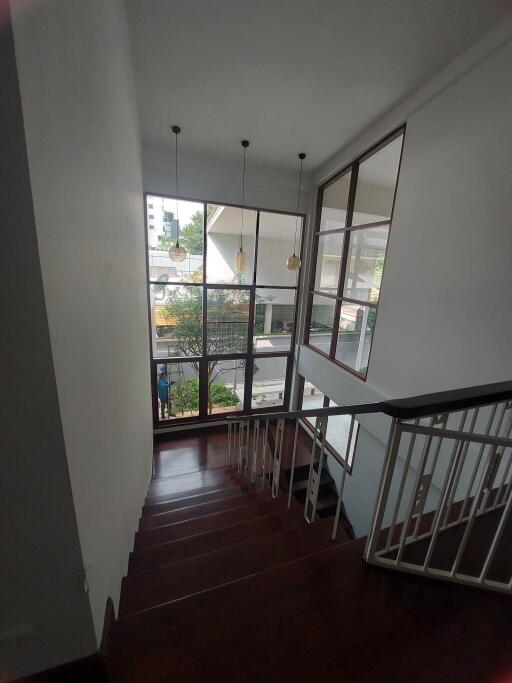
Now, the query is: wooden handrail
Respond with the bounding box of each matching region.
[225,380,512,422]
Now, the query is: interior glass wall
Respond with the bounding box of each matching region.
[305,129,404,379]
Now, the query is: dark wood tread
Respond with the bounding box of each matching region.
[148,468,237,499]
[139,489,274,531]
[120,517,348,617]
[146,478,242,505]
[128,510,305,573]
[134,497,298,550]
[287,471,332,492]
[109,537,512,683]
[142,485,249,516]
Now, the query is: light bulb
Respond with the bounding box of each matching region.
[286,253,301,270]
[235,247,246,272]
[169,242,187,262]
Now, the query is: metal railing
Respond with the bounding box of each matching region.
[226,381,512,595]
[364,399,512,594]
[227,406,361,541]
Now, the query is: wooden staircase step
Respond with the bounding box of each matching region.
[119,518,348,617]
[288,471,332,492]
[139,489,274,530]
[146,479,241,505]
[148,469,236,499]
[142,485,249,516]
[109,537,512,683]
[134,497,296,550]
[128,510,305,573]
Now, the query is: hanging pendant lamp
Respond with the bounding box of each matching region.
[168,125,187,263]
[287,152,306,271]
[235,140,250,273]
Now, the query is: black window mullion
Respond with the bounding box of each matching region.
[200,201,208,418]
[329,162,359,359]
[243,210,259,412]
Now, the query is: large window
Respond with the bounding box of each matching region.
[146,196,303,425]
[305,128,404,379]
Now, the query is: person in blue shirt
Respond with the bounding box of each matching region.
[157,370,175,419]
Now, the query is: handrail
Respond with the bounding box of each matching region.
[225,380,512,423]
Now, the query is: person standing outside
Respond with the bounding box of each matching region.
[157,370,174,419]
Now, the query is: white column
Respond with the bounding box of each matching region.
[264,303,273,334]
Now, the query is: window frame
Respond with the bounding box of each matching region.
[304,126,405,381]
[144,192,305,428]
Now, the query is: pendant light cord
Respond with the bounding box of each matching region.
[241,145,246,251]
[174,130,180,242]
[293,155,304,254]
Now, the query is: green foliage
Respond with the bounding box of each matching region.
[180,210,204,255]
[172,378,238,414]
[157,235,176,251]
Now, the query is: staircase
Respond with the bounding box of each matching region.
[107,382,512,682]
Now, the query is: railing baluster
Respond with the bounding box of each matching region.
[412,413,450,539]
[262,418,269,488]
[395,417,436,565]
[271,418,285,498]
[480,488,512,582]
[457,403,500,522]
[365,419,400,560]
[331,416,354,540]
[227,422,232,466]
[304,416,328,523]
[252,419,260,484]
[385,420,419,552]
[423,412,468,569]
[451,441,502,576]
[287,418,300,510]
[443,407,479,525]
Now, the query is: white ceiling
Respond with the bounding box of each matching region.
[124,0,509,172]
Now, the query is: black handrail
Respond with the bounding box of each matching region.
[225,380,512,423]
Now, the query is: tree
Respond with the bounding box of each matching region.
[158,285,271,412]
[179,210,204,255]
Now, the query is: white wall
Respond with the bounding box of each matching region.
[12,0,153,643]
[298,30,512,535]
[0,4,96,678]
[142,142,312,215]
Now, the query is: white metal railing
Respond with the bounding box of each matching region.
[365,400,512,594]
[226,408,358,541]
[226,382,512,595]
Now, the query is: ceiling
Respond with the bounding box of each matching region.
[124,0,509,172]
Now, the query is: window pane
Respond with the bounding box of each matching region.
[319,171,351,231]
[150,284,202,358]
[208,358,244,415]
[256,212,301,286]
[343,226,389,303]
[147,196,203,282]
[308,294,336,355]
[156,362,199,422]
[251,356,288,409]
[207,288,250,354]
[352,135,403,225]
[206,204,257,284]
[335,301,375,377]
[314,232,344,293]
[254,288,295,353]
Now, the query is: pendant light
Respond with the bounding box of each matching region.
[286,152,306,270]
[235,140,250,273]
[168,125,187,263]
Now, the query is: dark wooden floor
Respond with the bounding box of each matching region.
[105,427,512,683]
